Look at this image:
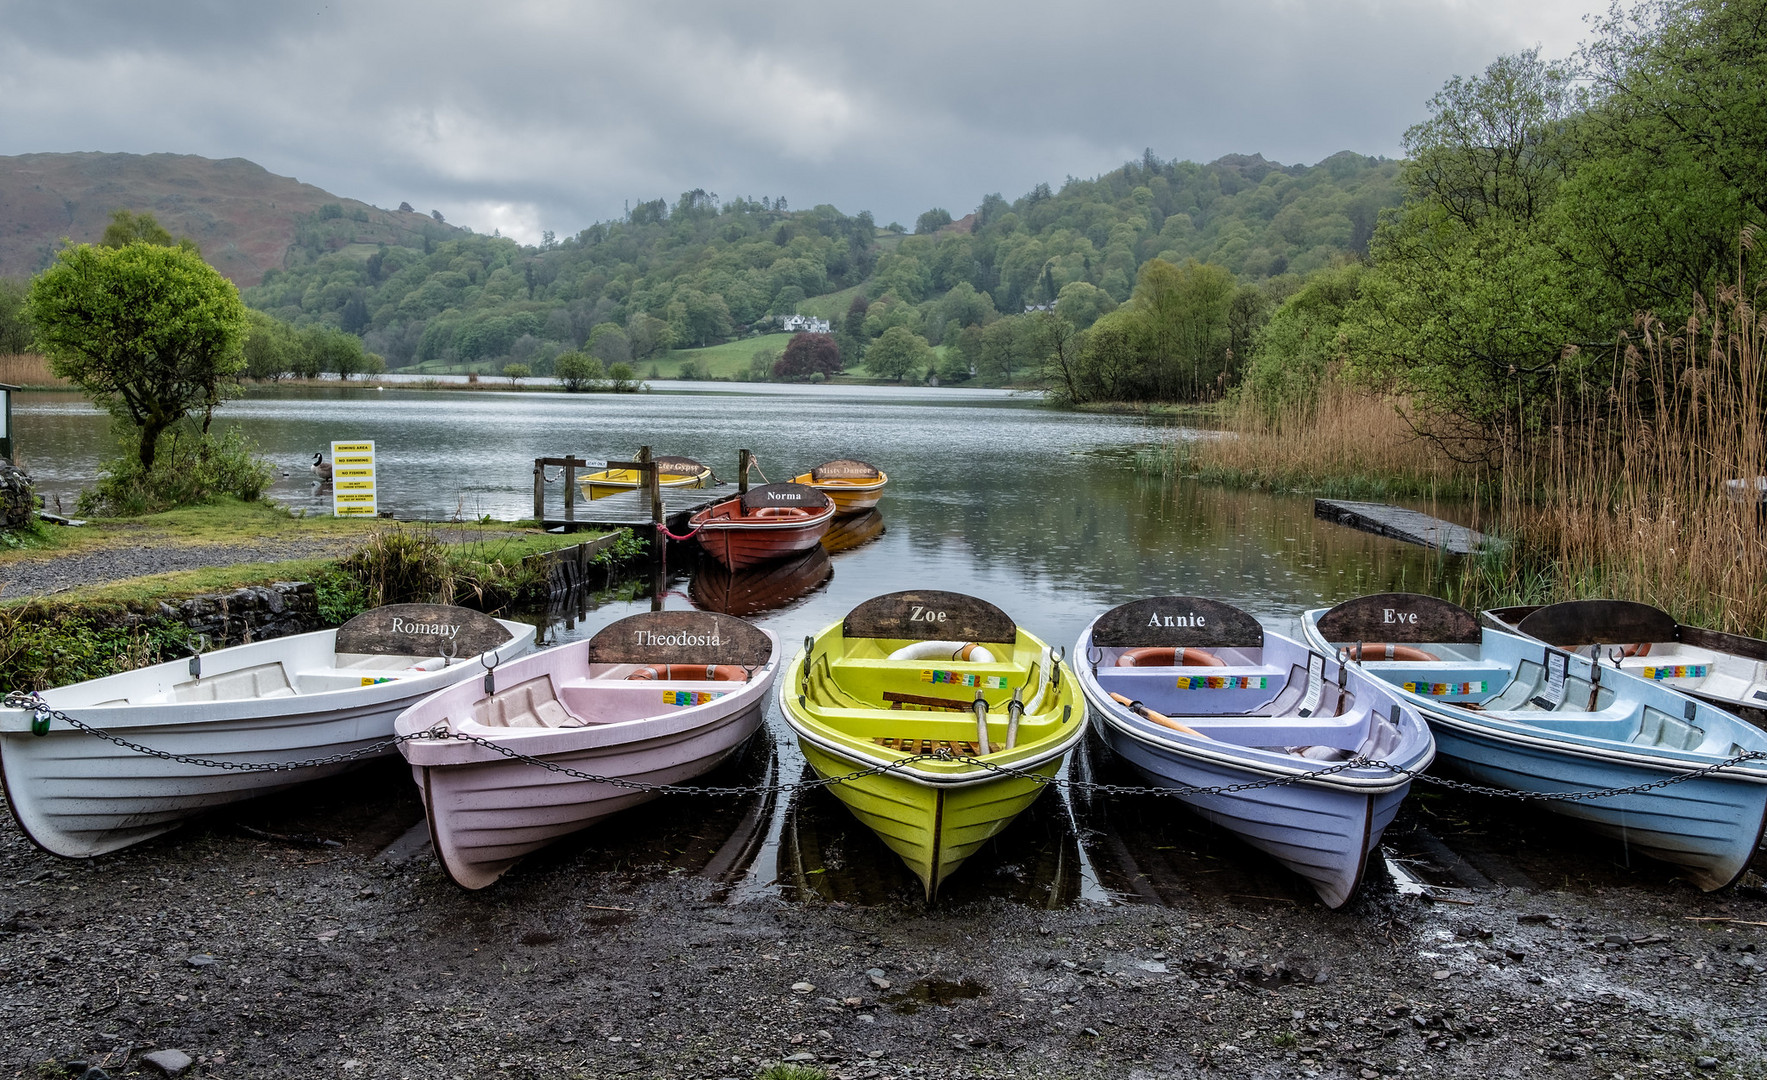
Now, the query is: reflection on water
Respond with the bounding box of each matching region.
[16,384,1494,904]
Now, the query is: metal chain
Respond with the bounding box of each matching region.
[6,689,1764,802]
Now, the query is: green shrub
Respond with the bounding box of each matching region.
[0,607,198,692]
[77,422,275,516]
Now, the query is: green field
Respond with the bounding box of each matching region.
[649,333,794,379]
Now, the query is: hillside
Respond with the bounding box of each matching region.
[0,152,453,286]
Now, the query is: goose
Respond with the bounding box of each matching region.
[311,453,333,481]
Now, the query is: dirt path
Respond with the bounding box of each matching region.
[0,538,361,600]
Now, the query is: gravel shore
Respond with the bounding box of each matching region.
[2,752,1763,1080]
[0,539,360,601]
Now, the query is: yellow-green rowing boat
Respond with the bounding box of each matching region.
[779,590,1086,899]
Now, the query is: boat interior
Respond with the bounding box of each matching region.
[52,644,464,708]
[1086,643,1405,759]
[458,663,760,731]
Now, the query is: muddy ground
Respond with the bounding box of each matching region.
[2,734,1764,1080]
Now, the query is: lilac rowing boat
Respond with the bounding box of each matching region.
[395,610,779,889]
[1075,597,1436,908]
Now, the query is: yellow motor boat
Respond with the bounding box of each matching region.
[779,590,1085,899]
[790,459,888,515]
[579,455,712,500]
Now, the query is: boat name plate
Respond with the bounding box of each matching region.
[844,590,1017,643]
[1317,592,1479,644]
[1090,596,1265,648]
[335,604,517,657]
[810,459,882,481]
[587,610,773,666]
[740,481,833,511]
[652,455,705,476]
[1516,599,1679,647]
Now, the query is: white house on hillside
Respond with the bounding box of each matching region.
[780,313,832,334]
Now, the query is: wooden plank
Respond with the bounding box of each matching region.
[1314,498,1495,555]
[881,691,972,712]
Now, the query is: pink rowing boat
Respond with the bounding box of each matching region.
[395,610,779,889]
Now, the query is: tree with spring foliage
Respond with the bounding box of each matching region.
[28,242,247,471]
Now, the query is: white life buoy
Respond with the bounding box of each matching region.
[887,640,997,664]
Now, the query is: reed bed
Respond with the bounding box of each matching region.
[1497,284,1767,634]
[0,353,68,389]
[1178,382,1487,501]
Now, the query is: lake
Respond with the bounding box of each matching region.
[14,382,1475,904]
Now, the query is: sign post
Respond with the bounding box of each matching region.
[331,440,377,517]
[0,383,16,465]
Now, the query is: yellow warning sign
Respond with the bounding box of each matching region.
[331,440,376,517]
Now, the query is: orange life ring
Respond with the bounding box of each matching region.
[625,664,749,682]
[751,507,800,519]
[1115,647,1227,668]
[1353,643,1440,662]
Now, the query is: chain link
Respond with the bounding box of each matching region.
[6,690,1764,802]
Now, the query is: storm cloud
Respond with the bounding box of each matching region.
[0,0,1595,242]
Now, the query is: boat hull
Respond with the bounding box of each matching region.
[1421,708,1767,890]
[795,738,1061,898]
[1088,712,1401,908]
[791,469,887,516]
[410,697,766,889]
[581,469,709,500]
[693,519,832,570]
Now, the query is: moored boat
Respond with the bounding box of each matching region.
[780,590,1086,899]
[0,605,534,858]
[395,610,779,889]
[689,482,836,571]
[1075,597,1434,908]
[790,459,888,516]
[579,455,712,500]
[819,508,886,554]
[1483,599,1767,728]
[1303,592,1767,890]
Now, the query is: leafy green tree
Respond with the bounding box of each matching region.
[865,326,932,382]
[242,309,297,381]
[100,209,178,250]
[1241,263,1363,418]
[1031,311,1087,403]
[605,361,640,392]
[0,278,33,355]
[555,351,602,391]
[977,315,1036,383]
[1053,281,1115,330]
[586,323,632,366]
[501,362,530,384]
[28,242,247,470]
[625,313,673,363]
[915,208,954,234]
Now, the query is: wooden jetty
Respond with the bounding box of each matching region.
[1313,498,1495,555]
[532,448,745,535]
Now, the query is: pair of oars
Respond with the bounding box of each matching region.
[1108,691,1207,738]
[970,686,1025,755]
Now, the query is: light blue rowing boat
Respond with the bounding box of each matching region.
[1302,593,1767,891]
[1075,597,1435,908]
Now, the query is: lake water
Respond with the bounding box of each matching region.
[14,383,1481,904]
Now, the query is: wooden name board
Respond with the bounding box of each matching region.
[653,456,706,477]
[843,590,1017,644]
[810,459,882,481]
[586,610,774,667]
[740,482,832,512]
[1515,600,1679,648]
[334,604,518,657]
[1089,596,1265,649]
[1316,592,1479,644]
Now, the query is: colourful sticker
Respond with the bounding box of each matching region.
[1174,675,1269,690]
[1402,680,1487,696]
[921,670,1008,689]
[359,676,395,686]
[1641,665,1708,680]
[664,690,725,706]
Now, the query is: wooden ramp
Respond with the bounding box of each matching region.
[1314,499,1496,555]
[544,484,739,532]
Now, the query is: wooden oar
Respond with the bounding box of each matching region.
[1109,692,1207,738]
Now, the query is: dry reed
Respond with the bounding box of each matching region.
[1184,382,1485,500]
[1503,282,1767,634]
[0,354,68,389]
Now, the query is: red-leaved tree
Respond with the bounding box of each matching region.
[773,332,843,380]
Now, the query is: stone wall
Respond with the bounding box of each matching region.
[116,582,323,647]
[0,463,33,531]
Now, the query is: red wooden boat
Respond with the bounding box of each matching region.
[689,482,836,570]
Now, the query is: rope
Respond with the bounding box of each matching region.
[658,523,702,541]
[748,456,769,485]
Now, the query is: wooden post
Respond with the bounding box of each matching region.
[563,456,578,530]
[533,459,545,525]
[647,460,663,526]
[738,449,751,495]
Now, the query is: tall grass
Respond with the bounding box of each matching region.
[1496,283,1767,634]
[0,354,69,389]
[1178,382,1489,501]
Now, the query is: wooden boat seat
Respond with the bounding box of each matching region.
[473,675,576,729]
[882,690,973,712]
[171,663,294,703]
[874,737,982,757]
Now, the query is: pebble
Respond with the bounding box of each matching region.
[1696,1057,1719,1070]
[791,982,815,993]
[783,1052,816,1062]
[140,1049,194,1077]
[185,954,216,968]
[1432,970,1451,980]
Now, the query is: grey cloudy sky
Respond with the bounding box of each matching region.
[0,0,1596,244]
